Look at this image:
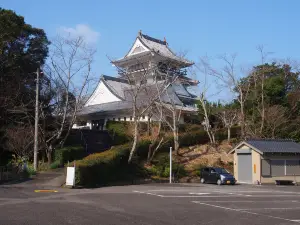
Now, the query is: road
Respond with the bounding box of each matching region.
[1,183,300,224]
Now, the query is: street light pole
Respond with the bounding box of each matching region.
[33,67,40,171]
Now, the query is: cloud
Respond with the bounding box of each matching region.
[59,24,100,44]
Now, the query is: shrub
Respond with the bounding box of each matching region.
[50,161,60,169]
[24,163,36,177]
[38,161,50,171]
[75,143,148,186]
[178,124,203,132]
[149,154,187,179]
[54,146,87,166]
[106,121,131,145]
[136,139,152,158]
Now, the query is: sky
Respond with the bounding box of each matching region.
[2,0,300,101]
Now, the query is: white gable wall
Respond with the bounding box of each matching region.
[85,81,121,106]
[127,38,149,56]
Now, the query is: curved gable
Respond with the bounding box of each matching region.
[85,81,121,106]
[126,38,150,57]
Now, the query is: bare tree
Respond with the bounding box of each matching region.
[207,54,252,138]
[42,34,95,163]
[152,64,187,155]
[216,108,238,142]
[256,46,273,135]
[196,57,221,145]
[5,126,34,159]
[198,93,215,144]
[113,57,170,163]
[146,102,165,163]
[265,105,288,138]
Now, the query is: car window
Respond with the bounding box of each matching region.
[214,168,229,174]
[203,168,209,172]
[210,168,216,173]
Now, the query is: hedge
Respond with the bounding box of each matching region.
[106,121,131,145]
[54,146,87,166]
[75,143,150,186]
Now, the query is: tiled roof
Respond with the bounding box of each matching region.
[102,75,131,100]
[139,33,193,66]
[77,101,132,115]
[112,32,194,67]
[246,139,300,153]
[79,75,197,116]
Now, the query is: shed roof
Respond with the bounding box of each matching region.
[230,139,300,154]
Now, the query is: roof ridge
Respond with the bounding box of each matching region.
[102,74,128,84]
[140,34,166,45]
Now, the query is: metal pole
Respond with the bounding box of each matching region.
[170,147,172,184]
[33,67,40,171]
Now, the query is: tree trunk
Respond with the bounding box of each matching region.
[147,143,154,163]
[147,117,151,136]
[149,137,164,162]
[172,111,180,155]
[260,75,265,135]
[227,127,231,142]
[211,131,216,145]
[46,144,53,165]
[174,127,180,155]
[128,119,138,163]
[240,101,245,139]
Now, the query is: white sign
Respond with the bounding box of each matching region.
[66,167,75,186]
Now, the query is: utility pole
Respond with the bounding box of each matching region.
[33,67,40,171]
[169,147,172,184]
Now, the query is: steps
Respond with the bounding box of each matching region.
[66,130,112,154]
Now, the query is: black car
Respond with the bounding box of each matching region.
[200,167,236,185]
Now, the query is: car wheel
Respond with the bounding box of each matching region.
[200,178,205,184]
[217,179,222,185]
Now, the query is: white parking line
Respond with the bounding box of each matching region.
[195,200,299,203]
[239,207,300,210]
[189,193,210,195]
[133,190,300,198]
[133,191,163,197]
[192,201,300,224]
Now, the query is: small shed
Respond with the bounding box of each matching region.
[229,139,300,184]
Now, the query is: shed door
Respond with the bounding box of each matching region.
[237,153,252,183]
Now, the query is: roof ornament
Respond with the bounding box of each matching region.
[138,30,142,36]
[164,37,168,45]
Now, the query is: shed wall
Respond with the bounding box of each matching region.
[260,155,300,183]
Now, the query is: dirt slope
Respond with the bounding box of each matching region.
[174,141,234,181]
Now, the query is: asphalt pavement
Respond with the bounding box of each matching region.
[1,182,300,225]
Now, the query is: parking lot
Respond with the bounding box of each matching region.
[1,183,300,224]
[131,184,300,224]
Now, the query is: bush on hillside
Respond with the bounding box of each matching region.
[156,127,240,153]
[50,161,60,169]
[106,121,131,145]
[75,144,149,186]
[149,154,187,179]
[178,124,204,132]
[54,146,87,166]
